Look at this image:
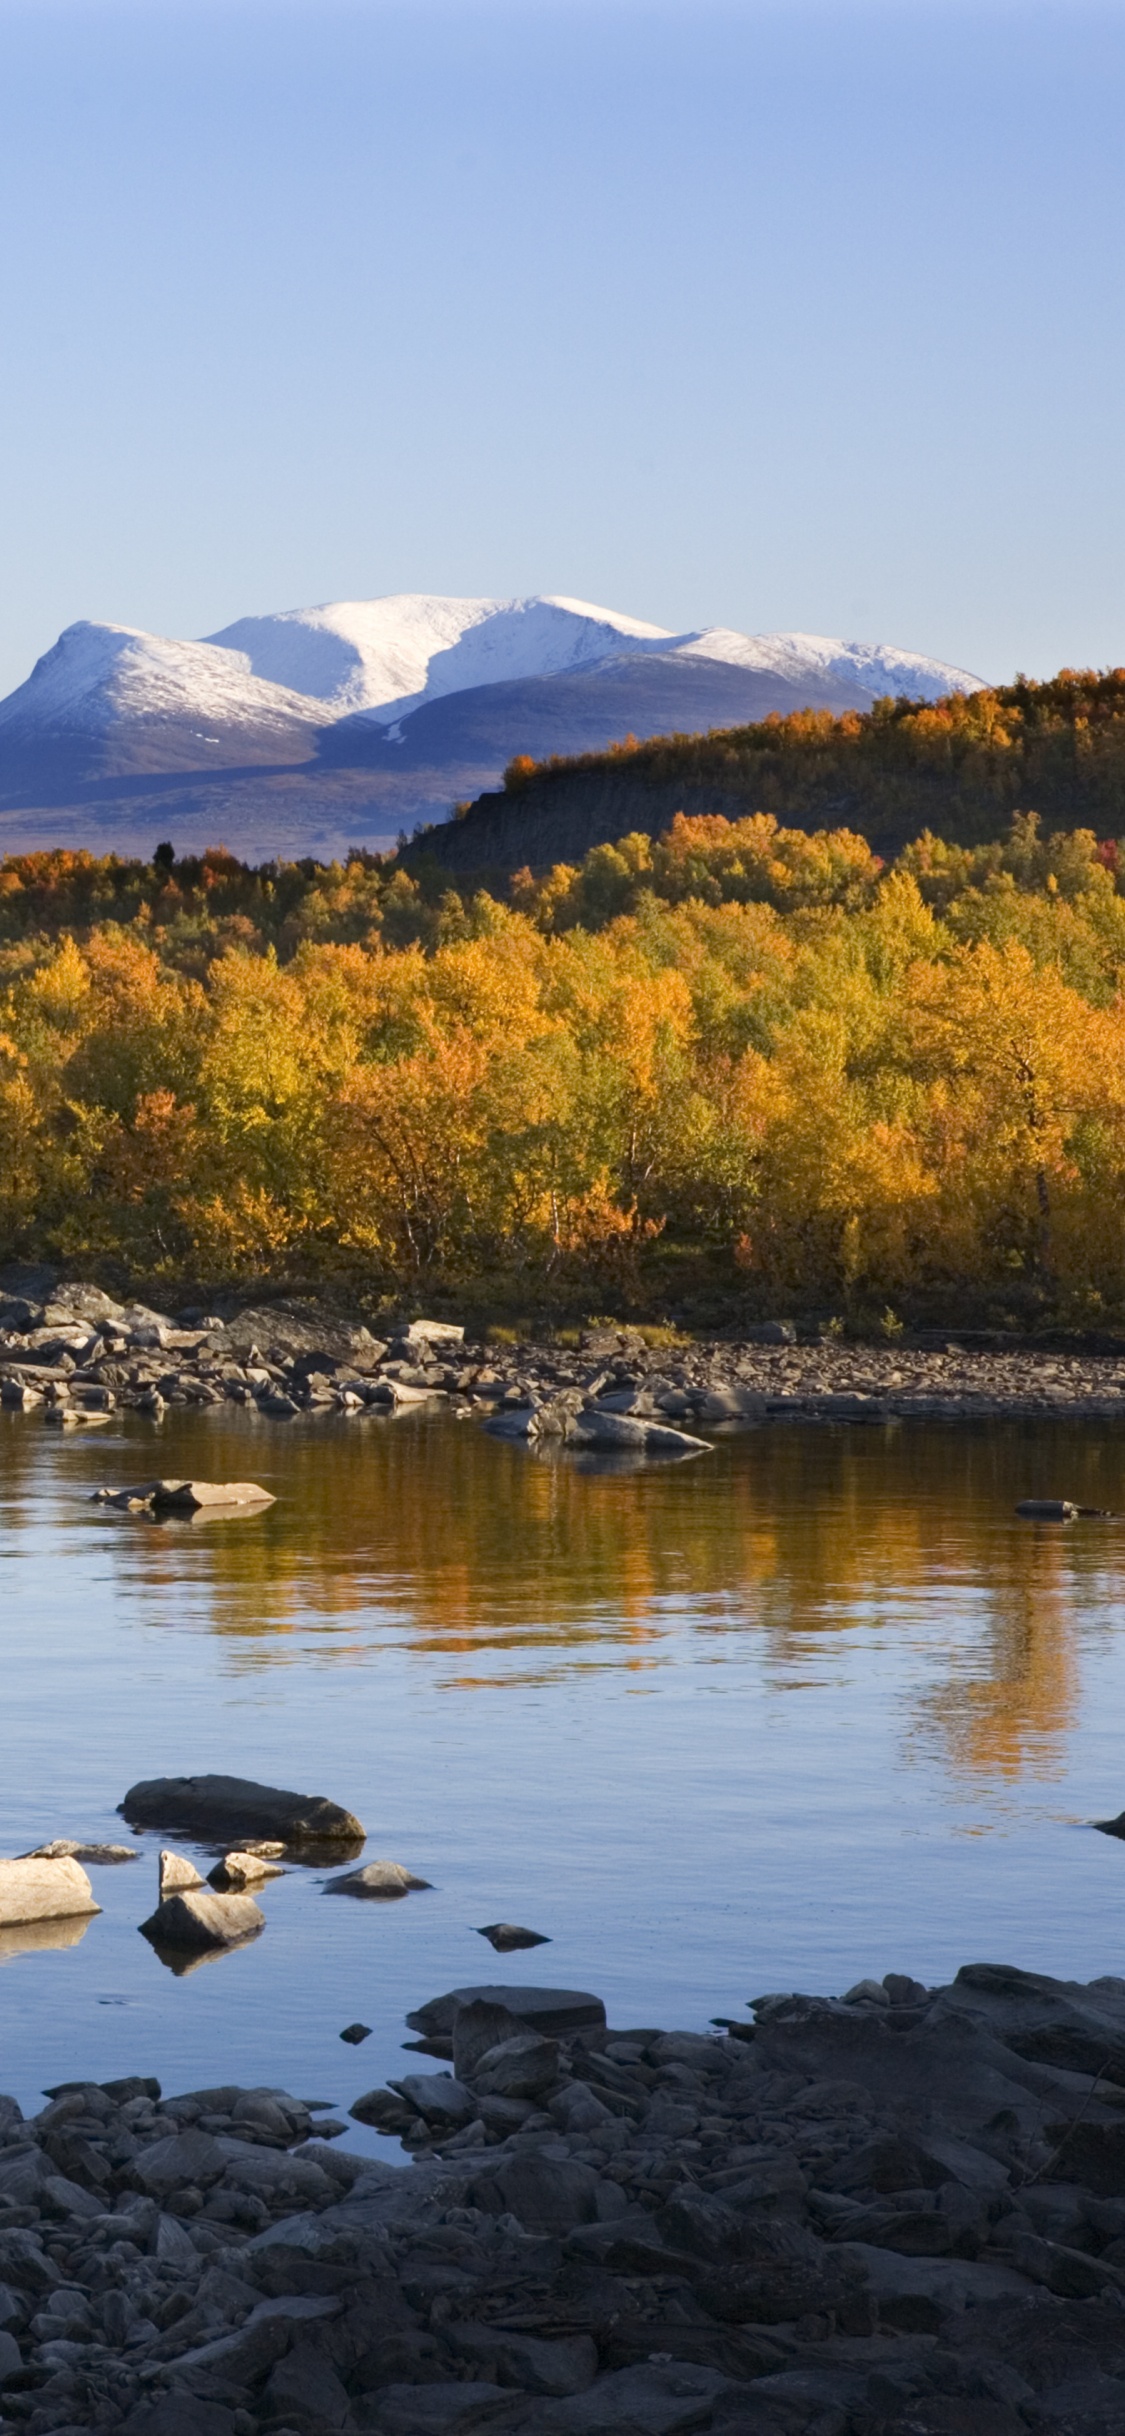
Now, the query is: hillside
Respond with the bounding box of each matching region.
[409,669,1125,875]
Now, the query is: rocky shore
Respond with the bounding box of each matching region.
[3,1281,1125,1435]
[7,1966,1125,2435]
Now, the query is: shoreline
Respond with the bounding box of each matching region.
[5,1963,1125,2433]
[5,1280,1125,1433]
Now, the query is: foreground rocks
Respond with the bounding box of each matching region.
[10,1967,1125,2432]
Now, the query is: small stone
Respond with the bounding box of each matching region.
[475,1922,551,1951]
[207,1851,285,1890]
[339,2022,372,2044]
[159,1849,204,1898]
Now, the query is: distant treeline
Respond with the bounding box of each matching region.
[2,802,1125,1323]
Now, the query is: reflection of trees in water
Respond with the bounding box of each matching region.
[911,1559,1079,1783]
[14,1410,1125,1780]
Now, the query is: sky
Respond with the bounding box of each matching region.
[0,0,1122,696]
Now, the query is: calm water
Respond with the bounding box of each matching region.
[3,1402,1125,2132]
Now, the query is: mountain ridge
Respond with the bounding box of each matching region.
[0,591,986,861]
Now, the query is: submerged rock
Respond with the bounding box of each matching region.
[120,1772,365,1848]
[323,1859,432,1898]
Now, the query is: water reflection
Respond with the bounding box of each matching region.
[0,1915,94,1965]
[3,1407,1125,1786]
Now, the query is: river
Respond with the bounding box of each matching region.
[3,1402,1125,2131]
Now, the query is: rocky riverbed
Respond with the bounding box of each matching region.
[4,1280,1125,1435]
[7,1966,1125,2434]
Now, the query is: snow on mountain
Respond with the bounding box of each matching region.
[0,621,324,783]
[0,595,988,846]
[204,594,673,724]
[0,620,321,745]
[666,628,982,702]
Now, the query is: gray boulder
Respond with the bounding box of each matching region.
[388,2073,477,2129]
[452,1998,525,2080]
[471,2032,561,2100]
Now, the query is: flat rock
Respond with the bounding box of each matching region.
[541,2362,737,2432]
[21,1839,137,1864]
[838,2240,1035,2319]
[0,1855,100,1928]
[570,1410,710,1454]
[120,1772,365,1847]
[323,1859,431,1898]
[366,2384,508,2433]
[406,1983,607,2039]
[139,1889,266,1950]
[95,1479,275,1512]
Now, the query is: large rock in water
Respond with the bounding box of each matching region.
[120,1773,365,1848]
[0,1854,101,1926]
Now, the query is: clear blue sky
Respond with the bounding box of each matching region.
[0,0,1121,696]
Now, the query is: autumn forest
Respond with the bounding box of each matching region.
[4,672,1125,1326]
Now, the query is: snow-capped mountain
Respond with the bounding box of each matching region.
[0,592,986,862]
[202,592,981,728]
[0,619,323,780]
[204,594,675,723]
